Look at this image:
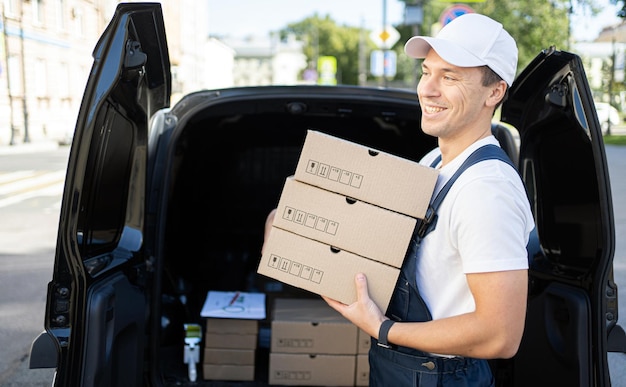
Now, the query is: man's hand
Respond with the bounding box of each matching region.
[261,209,277,256]
[322,273,387,339]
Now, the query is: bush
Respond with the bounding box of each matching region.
[603,135,626,146]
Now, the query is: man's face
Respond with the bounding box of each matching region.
[417,49,494,140]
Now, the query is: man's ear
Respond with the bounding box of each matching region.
[487,80,507,107]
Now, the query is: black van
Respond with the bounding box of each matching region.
[29,3,626,386]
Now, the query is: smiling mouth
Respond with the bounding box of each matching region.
[423,105,445,114]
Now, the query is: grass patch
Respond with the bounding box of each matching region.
[603,135,626,145]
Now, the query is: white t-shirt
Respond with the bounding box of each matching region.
[416,136,534,321]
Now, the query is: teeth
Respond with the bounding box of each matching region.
[424,106,444,113]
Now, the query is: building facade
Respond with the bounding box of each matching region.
[0,0,307,146]
[221,34,307,88]
[0,0,118,145]
[573,21,626,111]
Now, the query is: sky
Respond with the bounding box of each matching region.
[570,0,623,41]
[207,0,624,42]
[207,0,407,37]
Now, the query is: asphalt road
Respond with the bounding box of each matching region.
[606,144,626,386]
[0,144,65,386]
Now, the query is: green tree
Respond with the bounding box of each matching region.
[279,1,610,87]
[395,0,570,83]
[383,0,573,88]
[472,0,570,72]
[279,14,372,85]
[398,1,608,70]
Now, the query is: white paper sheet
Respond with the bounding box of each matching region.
[200,291,266,319]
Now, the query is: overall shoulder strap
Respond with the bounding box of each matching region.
[416,144,515,238]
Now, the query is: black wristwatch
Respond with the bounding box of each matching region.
[377,319,395,348]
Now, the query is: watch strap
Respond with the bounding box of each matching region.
[377,319,395,348]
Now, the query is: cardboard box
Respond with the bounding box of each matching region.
[271,298,358,355]
[203,348,255,365]
[202,301,261,351]
[202,364,254,381]
[205,318,258,335]
[357,329,371,354]
[204,332,257,350]
[272,177,416,267]
[294,130,438,218]
[355,354,369,386]
[258,228,400,311]
[269,353,356,386]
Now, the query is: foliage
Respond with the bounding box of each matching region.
[277,1,612,87]
[387,1,572,87]
[279,14,375,85]
[397,1,572,81]
[603,134,626,145]
[617,0,626,17]
[471,0,570,73]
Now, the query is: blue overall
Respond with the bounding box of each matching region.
[369,145,516,387]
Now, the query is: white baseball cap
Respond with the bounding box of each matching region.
[404,13,518,86]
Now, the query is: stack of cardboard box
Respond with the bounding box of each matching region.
[258,130,438,385]
[269,298,359,386]
[258,130,439,311]
[202,318,258,381]
[199,291,265,382]
[355,329,371,386]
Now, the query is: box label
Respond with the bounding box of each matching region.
[258,228,399,311]
[294,130,439,218]
[266,253,323,284]
[305,159,363,188]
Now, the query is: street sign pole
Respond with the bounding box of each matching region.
[383,0,387,87]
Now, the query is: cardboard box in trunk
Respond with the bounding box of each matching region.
[205,318,258,335]
[294,130,438,219]
[355,354,370,386]
[203,346,256,382]
[204,332,257,350]
[269,353,356,386]
[202,364,254,381]
[271,298,357,355]
[357,329,371,354]
[272,176,416,267]
[204,318,258,350]
[203,348,255,365]
[258,228,399,310]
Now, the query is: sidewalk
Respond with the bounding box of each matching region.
[0,140,61,156]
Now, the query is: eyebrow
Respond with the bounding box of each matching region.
[422,61,464,77]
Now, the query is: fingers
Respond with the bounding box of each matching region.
[261,209,277,255]
[324,273,368,308]
[354,273,369,302]
[321,295,336,306]
[322,295,347,316]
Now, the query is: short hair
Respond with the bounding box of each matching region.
[481,65,503,87]
[481,65,509,111]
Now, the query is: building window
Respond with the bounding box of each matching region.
[32,0,44,26]
[55,0,65,30]
[34,58,48,97]
[7,54,22,95]
[72,7,83,37]
[3,0,16,17]
[58,62,70,98]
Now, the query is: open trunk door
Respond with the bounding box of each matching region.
[501,47,625,386]
[29,3,170,386]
